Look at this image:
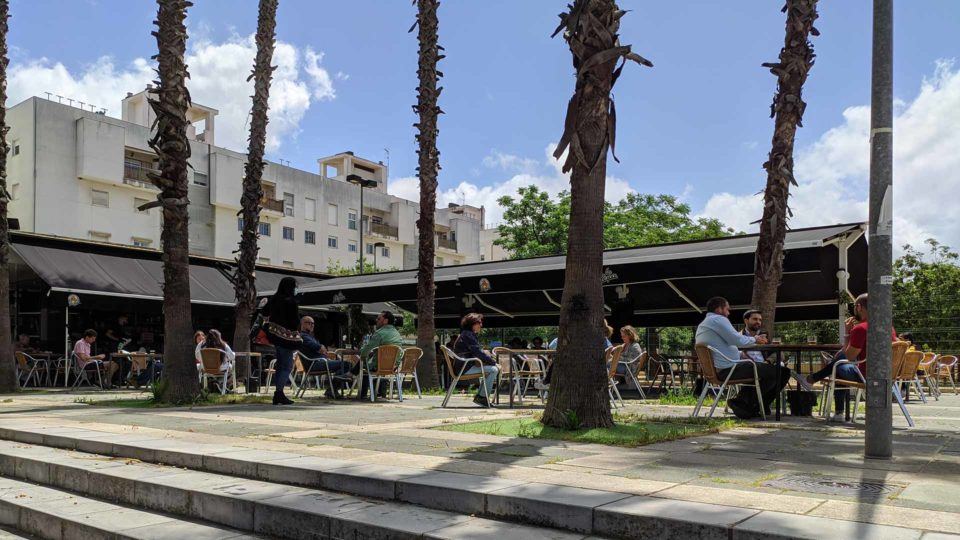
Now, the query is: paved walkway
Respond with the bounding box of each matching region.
[1,388,958,537]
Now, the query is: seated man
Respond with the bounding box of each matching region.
[298,316,351,398]
[14,333,37,354]
[73,329,120,388]
[741,310,814,391]
[695,297,787,419]
[356,311,404,399]
[805,293,895,421]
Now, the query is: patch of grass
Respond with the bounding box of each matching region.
[434,413,739,448]
[658,389,721,407]
[74,394,274,408]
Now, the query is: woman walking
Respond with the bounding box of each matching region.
[262,277,302,405]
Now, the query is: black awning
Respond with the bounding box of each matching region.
[296,223,867,327]
[11,235,324,307]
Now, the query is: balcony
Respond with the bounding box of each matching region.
[437,237,457,251]
[123,161,160,190]
[261,198,284,213]
[369,222,399,239]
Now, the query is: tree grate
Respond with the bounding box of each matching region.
[763,474,905,499]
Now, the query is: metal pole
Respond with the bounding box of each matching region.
[64,305,69,387]
[865,0,894,460]
[358,184,365,275]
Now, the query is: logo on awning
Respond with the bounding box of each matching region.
[601,267,619,285]
[332,292,346,304]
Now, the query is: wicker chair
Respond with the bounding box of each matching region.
[439,345,493,408]
[199,348,235,395]
[916,352,941,400]
[391,347,423,401]
[692,345,765,420]
[936,355,958,395]
[359,345,404,402]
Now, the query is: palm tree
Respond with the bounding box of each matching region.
[0,0,14,393]
[542,0,650,429]
[411,0,442,389]
[751,0,819,332]
[145,0,201,403]
[232,0,279,362]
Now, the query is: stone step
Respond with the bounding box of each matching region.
[0,425,945,540]
[0,440,595,540]
[0,475,260,539]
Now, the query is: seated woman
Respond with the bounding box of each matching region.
[193,330,206,365]
[453,313,500,407]
[618,325,642,376]
[196,329,236,374]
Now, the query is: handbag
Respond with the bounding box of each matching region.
[249,314,271,345]
[262,321,303,350]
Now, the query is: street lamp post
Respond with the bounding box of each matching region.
[346,174,378,275]
[373,242,385,272]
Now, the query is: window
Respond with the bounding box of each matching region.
[304,264,316,271]
[132,237,152,248]
[258,222,271,236]
[305,198,316,221]
[282,260,294,268]
[237,217,244,231]
[283,193,295,217]
[347,210,358,231]
[451,231,457,241]
[282,226,294,241]
[327,203,338,226]
[193,172,208,186]
[366,244,375,255]
[134,197,150,214]
[91,189,109,207]
[348,241,358,253]
[381,246,390,258]
[327,236,338,249]
[436,256,444,266]
[304,230,316,244]
[10,183,19,200]
[11,140,20,156]
[480,255,486,261]
[258,257,271,264]
[88,231,111,242]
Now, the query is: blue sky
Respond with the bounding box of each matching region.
[7,0,960,250]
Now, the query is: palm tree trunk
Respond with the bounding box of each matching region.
[232,0,279,366]
[542,0,650,429]
[0,0,15,393]
[751,0,819,333]
[148,0,201,403]
[412,0,441,389]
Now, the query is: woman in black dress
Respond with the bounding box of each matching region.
[263,277,300,405]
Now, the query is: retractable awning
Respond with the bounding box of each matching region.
[294,223,868,328]
[10,234,322,306]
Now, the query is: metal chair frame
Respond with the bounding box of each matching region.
[692,345,765,420]
[439,345,493,408]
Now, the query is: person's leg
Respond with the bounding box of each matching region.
[716,363,761,416]
[807,359,841,384]
[273,346,294,397]
[754,363,789,412]
[479,365,499,398]
[105,361,120,387]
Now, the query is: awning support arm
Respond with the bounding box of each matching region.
[472,294,514,318]
[665,279,703,314]
[542,290,562,308]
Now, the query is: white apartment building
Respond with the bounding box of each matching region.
[6,89,483,273]
[479,227,509,262]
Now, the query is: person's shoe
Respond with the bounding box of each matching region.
[727,397,759,420]
[830,413,845,423]
[473,394,490,407]
[533,380,549,391]
[793,372,815,392]
[272,391,294,405]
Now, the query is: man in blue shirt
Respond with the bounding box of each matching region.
[695,297,787,418]
[298,316,351,398]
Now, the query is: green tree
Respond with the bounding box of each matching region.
[495,187,732,259]
[893,239,960,352]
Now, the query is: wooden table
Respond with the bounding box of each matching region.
[740,343,842,420]
[493,349,557,408]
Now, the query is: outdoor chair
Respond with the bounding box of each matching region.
[69,353,105,390]
[898,350,926,402]
[606,345,626,408]
[617,350,648,400]
[263,355,301,394]
[15,352,43,388]
[916,352,941,399]
[820,341,913,427]
[294,351,337,398]
[936,355,958,394]
[199,348,236,395]
[357,345,404,402]
[648,352,679,394]
[439,345,493,408]
[492,346,545,405]
[390,346,423,401]
[692,345,765,420]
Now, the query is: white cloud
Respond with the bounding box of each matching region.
[8,33,339,153]
[699,59,960,252]
[389,144,635,225]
